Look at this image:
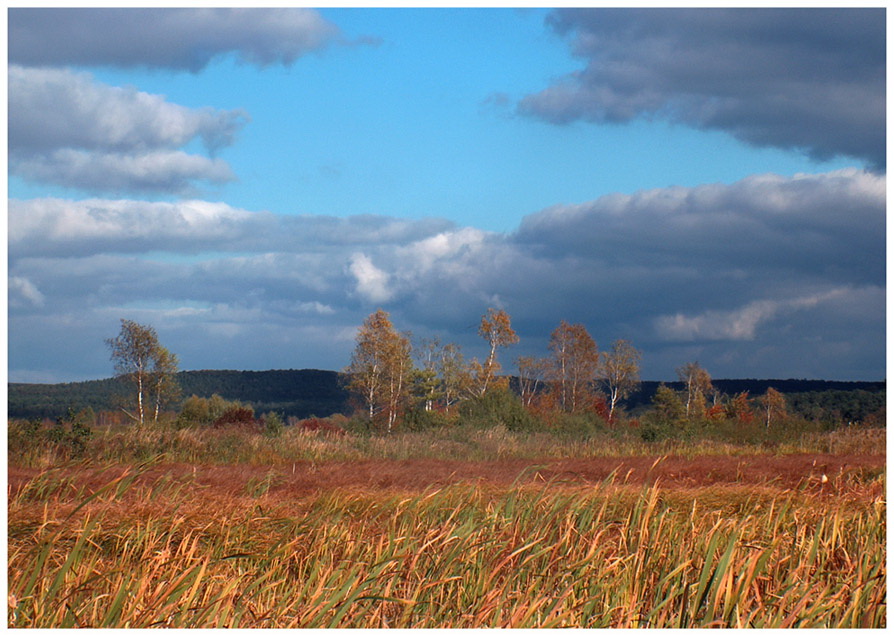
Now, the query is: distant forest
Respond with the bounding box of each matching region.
[7,369,886,424]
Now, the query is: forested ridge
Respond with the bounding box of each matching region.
[8,369,346,420]
[8,368,885,422]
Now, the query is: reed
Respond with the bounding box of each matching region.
[12,420,884,468]
[8,467,885,628]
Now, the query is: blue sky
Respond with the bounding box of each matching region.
[7,7,886,383]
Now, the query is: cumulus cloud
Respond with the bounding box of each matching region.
[9,66,247,194]
[520,8,885,167]
[9,8,348,71]
[9,199,262,257]
[8,169,885,382]
[349,253,394,303]
[9,67,246,154]
[13,150,236,195]
[8,199,454,261]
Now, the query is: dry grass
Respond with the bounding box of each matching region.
[8,461,886,628]
[12,419,885,469]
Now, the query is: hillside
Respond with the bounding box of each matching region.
[7,369,885,422]
[7,369,348,420]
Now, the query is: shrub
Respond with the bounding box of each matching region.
[402,408,456,432]
[176,394,247,428]
[8,418,43,459]
[8,407,94,461]
[294,416,346,436]
[458,389,537,431]
[546,410,605,438]
[212,406,256,429]
[261,411,284,438]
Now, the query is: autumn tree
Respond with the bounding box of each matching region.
[471,308,519,397]
[676,361,713,420]
[106,319,179,426]
[650,383,686,426]
[413,337,442,411]
[149,345,181,425]
[759,387,788,428]
[724,391,755,424]
[517,355,549,408]
[437,341,468,413]
[599,339,642,422]
[548,321,600,413]
[384,331,413,432]
[345,310,413,432]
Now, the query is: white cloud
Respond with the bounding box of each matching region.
[9,198,261,254]
[8,199,454,261]
[7,169,885,381]
[8,66,246,194]
[398,227,488,275]
[9,276,45,308]
[349,253,393,303]
[13,149,236,195]
[296,301,336,315]
[653,288,852,342]
[9,66,246,153]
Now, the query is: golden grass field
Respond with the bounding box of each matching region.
[7,425,886,628]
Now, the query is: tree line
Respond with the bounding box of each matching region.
[345,307,643,432]
[342,308,886,436]
[68,314,885,438]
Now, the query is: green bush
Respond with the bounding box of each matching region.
[458,389,537,432]
[545,410,607,439]
[8,407,94,461]
[402,408,455,432]
[262,411,284,438]
[176,394,244,428]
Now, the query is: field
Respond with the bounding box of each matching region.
[7,424,887,628]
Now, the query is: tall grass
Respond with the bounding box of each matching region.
[9,419,886,468]
[8,467,885,628]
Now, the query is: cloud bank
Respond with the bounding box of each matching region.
[6,8,884,384]
[9,8,346,71]
[520,8,885,167]
[9,66,247,195]
[9,169,884,382]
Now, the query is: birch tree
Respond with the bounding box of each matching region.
[472,308,519,397]
[548,321,600,413]
[413,337,442,412]
[517,355,548,408]
[149,345,180,425]
[599,339,641,421]
[346,310,413,432]
[676,361,713,420]
[438,342,467,413]
[759,387,788,428]
[384,330,413,432]
[106,319,177,427]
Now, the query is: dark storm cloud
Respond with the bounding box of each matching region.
[515,169,884,288]
[9,8,345,71]
[8,169,885,382]
[520,8,885,168]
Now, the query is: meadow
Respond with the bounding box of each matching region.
[7,420,886,628]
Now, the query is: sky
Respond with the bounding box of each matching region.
[6,6,887,384]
